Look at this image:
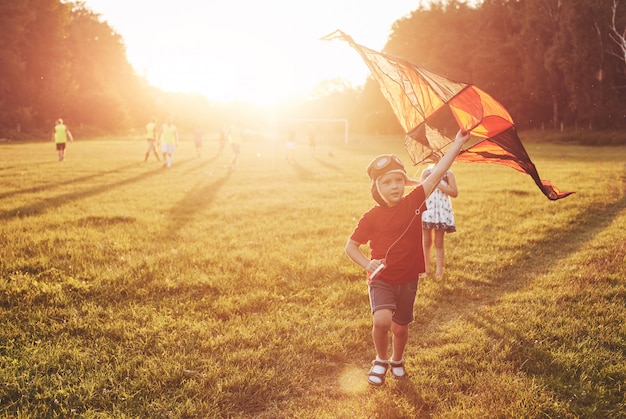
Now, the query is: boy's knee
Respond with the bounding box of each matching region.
[373,318,392,331]
[372,310,393,330]
[391,322,408,337]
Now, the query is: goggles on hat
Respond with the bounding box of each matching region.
[367,154,403,180]
[366,154,419,186]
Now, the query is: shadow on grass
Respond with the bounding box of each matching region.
[161,171,232,238]
[0,155,213,221]
[0,164,176,221]
[102,261,223,305]
[415,194,626,331]
[0,163,138,201]
[313,155,344,174]
[465,310,624,416]
[77,215,136,226]
[287,160,314,180]
[177,154,221,175]
[403,194,626,415]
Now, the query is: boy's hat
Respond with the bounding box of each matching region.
[366,154,419,186]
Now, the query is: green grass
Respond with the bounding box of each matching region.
[1,133,625,418]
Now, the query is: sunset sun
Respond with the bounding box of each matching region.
[146,27,300,105]
[85,0,416,105]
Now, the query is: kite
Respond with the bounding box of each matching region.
[322,30,573,200]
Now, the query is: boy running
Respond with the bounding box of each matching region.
[144,118,160,162]
[345,129,470,386]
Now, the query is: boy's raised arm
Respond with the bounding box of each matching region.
[421,130,470,197]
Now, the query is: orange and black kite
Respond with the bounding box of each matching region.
[323,30,573,200]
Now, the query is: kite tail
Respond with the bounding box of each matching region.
[457,127,574,200]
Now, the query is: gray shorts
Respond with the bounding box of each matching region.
[368,279,419,325]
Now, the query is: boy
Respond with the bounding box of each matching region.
[345,129,470,386]
[52,118,74,162]
[144,117,160,162]
[159,118,179,168]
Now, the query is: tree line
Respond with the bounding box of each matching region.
[1,1,140,136]
[0,0,229,139]
[0,0,624,140]
[358,0,626,133]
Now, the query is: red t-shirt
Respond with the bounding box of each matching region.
[350,186,427,285]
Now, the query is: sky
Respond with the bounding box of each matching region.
[83,0,423,105]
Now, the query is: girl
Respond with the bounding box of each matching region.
[421,164,458,276]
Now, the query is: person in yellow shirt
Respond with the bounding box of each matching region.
[144,117,160,162]
[52,118,74,162]
[158,118,179,168]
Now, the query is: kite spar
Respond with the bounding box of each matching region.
[322,30,573,200]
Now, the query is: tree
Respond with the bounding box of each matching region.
[608,0,626,67]
[23,0,76,130]
[467,0,527,123]
[386,2,479,79]
[357,79,402,134]
[376,0,626,131]
[65,3,135,130]
[0,0,73,133]
[0,0,157,136]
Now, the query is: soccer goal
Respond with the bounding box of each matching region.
[281,118,349,144]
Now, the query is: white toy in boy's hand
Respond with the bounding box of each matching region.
[368,263,385,282]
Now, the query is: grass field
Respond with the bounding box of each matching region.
[1,132,625,418]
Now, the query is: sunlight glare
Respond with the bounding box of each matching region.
[143,26,297,105]
[338,365,369,394]
[85,0,423,105]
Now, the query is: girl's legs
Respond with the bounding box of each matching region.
[422,228,434,274]
[434,229,446,276]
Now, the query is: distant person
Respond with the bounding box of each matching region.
[307,126,316,155]
[345,130,470,386]
[421,164,458,277]
[218,128,227,156]
[52,118,74,162]
[144,117,160,162]
[285,129,296,162]
[158,118,179,168]
[194,128,204,157]
[228,121,243,170]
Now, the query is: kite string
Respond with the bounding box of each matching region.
[370,206,423,284]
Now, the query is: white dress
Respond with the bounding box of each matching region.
[422,171,456,233]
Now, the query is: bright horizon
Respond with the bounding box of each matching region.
[83,1,424,105]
